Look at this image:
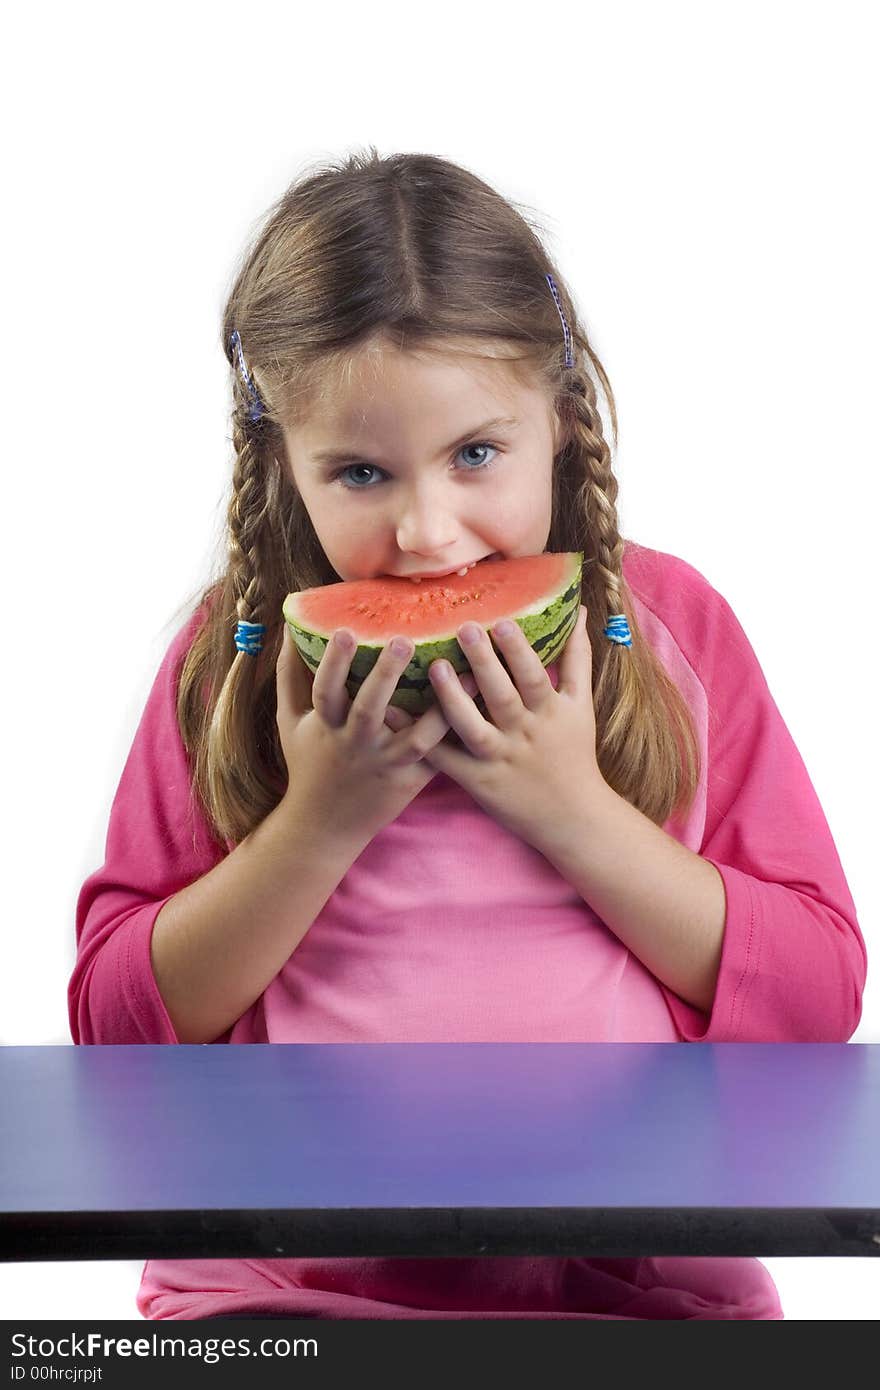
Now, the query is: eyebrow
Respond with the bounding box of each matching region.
[311,416,521,468]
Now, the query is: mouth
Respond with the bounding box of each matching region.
[404,552,503,582]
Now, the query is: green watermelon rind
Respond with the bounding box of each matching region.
[282,552,583,714]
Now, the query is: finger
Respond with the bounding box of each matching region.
[345,635,416,742]
[465,622,522,722]
[310,629,359,728]
[426,656,499,758]
[460,671,479,699]
[557,605,590,697]
[450,621,528,730]
[276,625,316,723]
[384,703,415,733]
[486,619,555,715]
[384,671,478,732]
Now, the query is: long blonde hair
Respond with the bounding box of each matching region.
[172,148,700,848]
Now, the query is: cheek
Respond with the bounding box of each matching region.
[506,463,552,522]
[493,491,552,552]
[529,479,554,547]
[301,491,367,558]
[328,519,386,579]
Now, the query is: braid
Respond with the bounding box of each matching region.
[226,416,281,663]
[552,351,699,822]
[567,364,627,628]
[196,409,289,831]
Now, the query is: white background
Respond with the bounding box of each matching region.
[2,0,877,1321]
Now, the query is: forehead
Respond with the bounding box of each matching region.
[289,340,548,437]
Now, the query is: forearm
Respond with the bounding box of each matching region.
[538,784,726,1014]
[150,799,370,1044]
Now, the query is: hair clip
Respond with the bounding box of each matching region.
[545,273,575,369]
[229,329,265,424]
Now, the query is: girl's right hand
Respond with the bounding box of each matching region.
[275,626,477,844]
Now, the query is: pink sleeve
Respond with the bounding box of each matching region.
[649,558,867,1042]
[68,607,228,1045]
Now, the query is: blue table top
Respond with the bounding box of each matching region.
[2,1043,878,1259]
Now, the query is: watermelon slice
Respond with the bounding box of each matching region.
[282,551,583,714]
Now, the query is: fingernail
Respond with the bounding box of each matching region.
[459,622,482,646]
[391,637,412,658]
[493,619,515,638]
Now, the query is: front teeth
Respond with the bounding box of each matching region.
[410,559,482,583]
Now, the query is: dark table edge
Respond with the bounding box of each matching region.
[2,1207,879,1261]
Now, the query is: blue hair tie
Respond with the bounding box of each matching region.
[603,614,632,647]
[229,329,265,424]
[234,620,266,655]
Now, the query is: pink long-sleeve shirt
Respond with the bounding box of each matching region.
[68,542,865,1320]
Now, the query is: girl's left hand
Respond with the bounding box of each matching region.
[420,604,607,853]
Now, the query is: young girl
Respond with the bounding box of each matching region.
[69,148,866,1321]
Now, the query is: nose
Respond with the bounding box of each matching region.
[395,480,458,558]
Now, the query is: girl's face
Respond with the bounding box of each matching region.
[280,344,562,582]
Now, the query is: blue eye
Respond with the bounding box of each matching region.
[459,442,497,469]
[335,442,499,489]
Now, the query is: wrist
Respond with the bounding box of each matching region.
[271,791,371,864]
[535,775,619,867]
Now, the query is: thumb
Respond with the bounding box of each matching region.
[276,625,315,722]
